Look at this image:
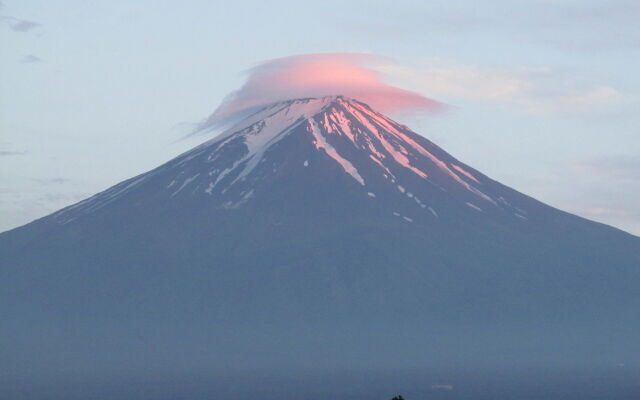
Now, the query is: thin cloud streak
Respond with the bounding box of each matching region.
[381,60,635,115]
[578,207,638,219]
[32,178,70,185]
[0,15,40,32]
[0,150,27,156]
[21,54,42,63]
[339,0,639,51]
[572,155,640,180]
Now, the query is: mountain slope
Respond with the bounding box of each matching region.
[1,96,639,399]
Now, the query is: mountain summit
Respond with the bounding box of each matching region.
[1,96,639,399]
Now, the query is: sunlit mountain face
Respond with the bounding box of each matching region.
[1,96,639,400]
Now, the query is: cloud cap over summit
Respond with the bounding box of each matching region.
[201,53,443,129]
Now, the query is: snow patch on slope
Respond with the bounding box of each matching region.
[341,101,429,179]
[346,100,495,204]
[308,118,365,186]
[451,164,480,183]
[466,202,482,212]
[172,174,200,197]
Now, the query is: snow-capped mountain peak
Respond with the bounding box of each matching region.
[53,96,531,224]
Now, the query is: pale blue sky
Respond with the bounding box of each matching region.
[1,0,639,234]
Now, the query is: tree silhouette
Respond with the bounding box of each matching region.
[391,396,405,400]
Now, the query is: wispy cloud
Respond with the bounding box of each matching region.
[567,199,640,236]
[560,154,640,235]
[572,155,640,180]
[0,15,40,32]
[35,193,87,203]
[21,54,42,63]
[0,150,27,156]
[380,60,634,116]
[0,188,91,233]
[578,207,638,219]
[32,178,70,185]
[340,0,639,51]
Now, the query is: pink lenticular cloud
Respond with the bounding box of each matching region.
[204,53,443,127]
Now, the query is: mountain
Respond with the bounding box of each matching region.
[1,96,639,399]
